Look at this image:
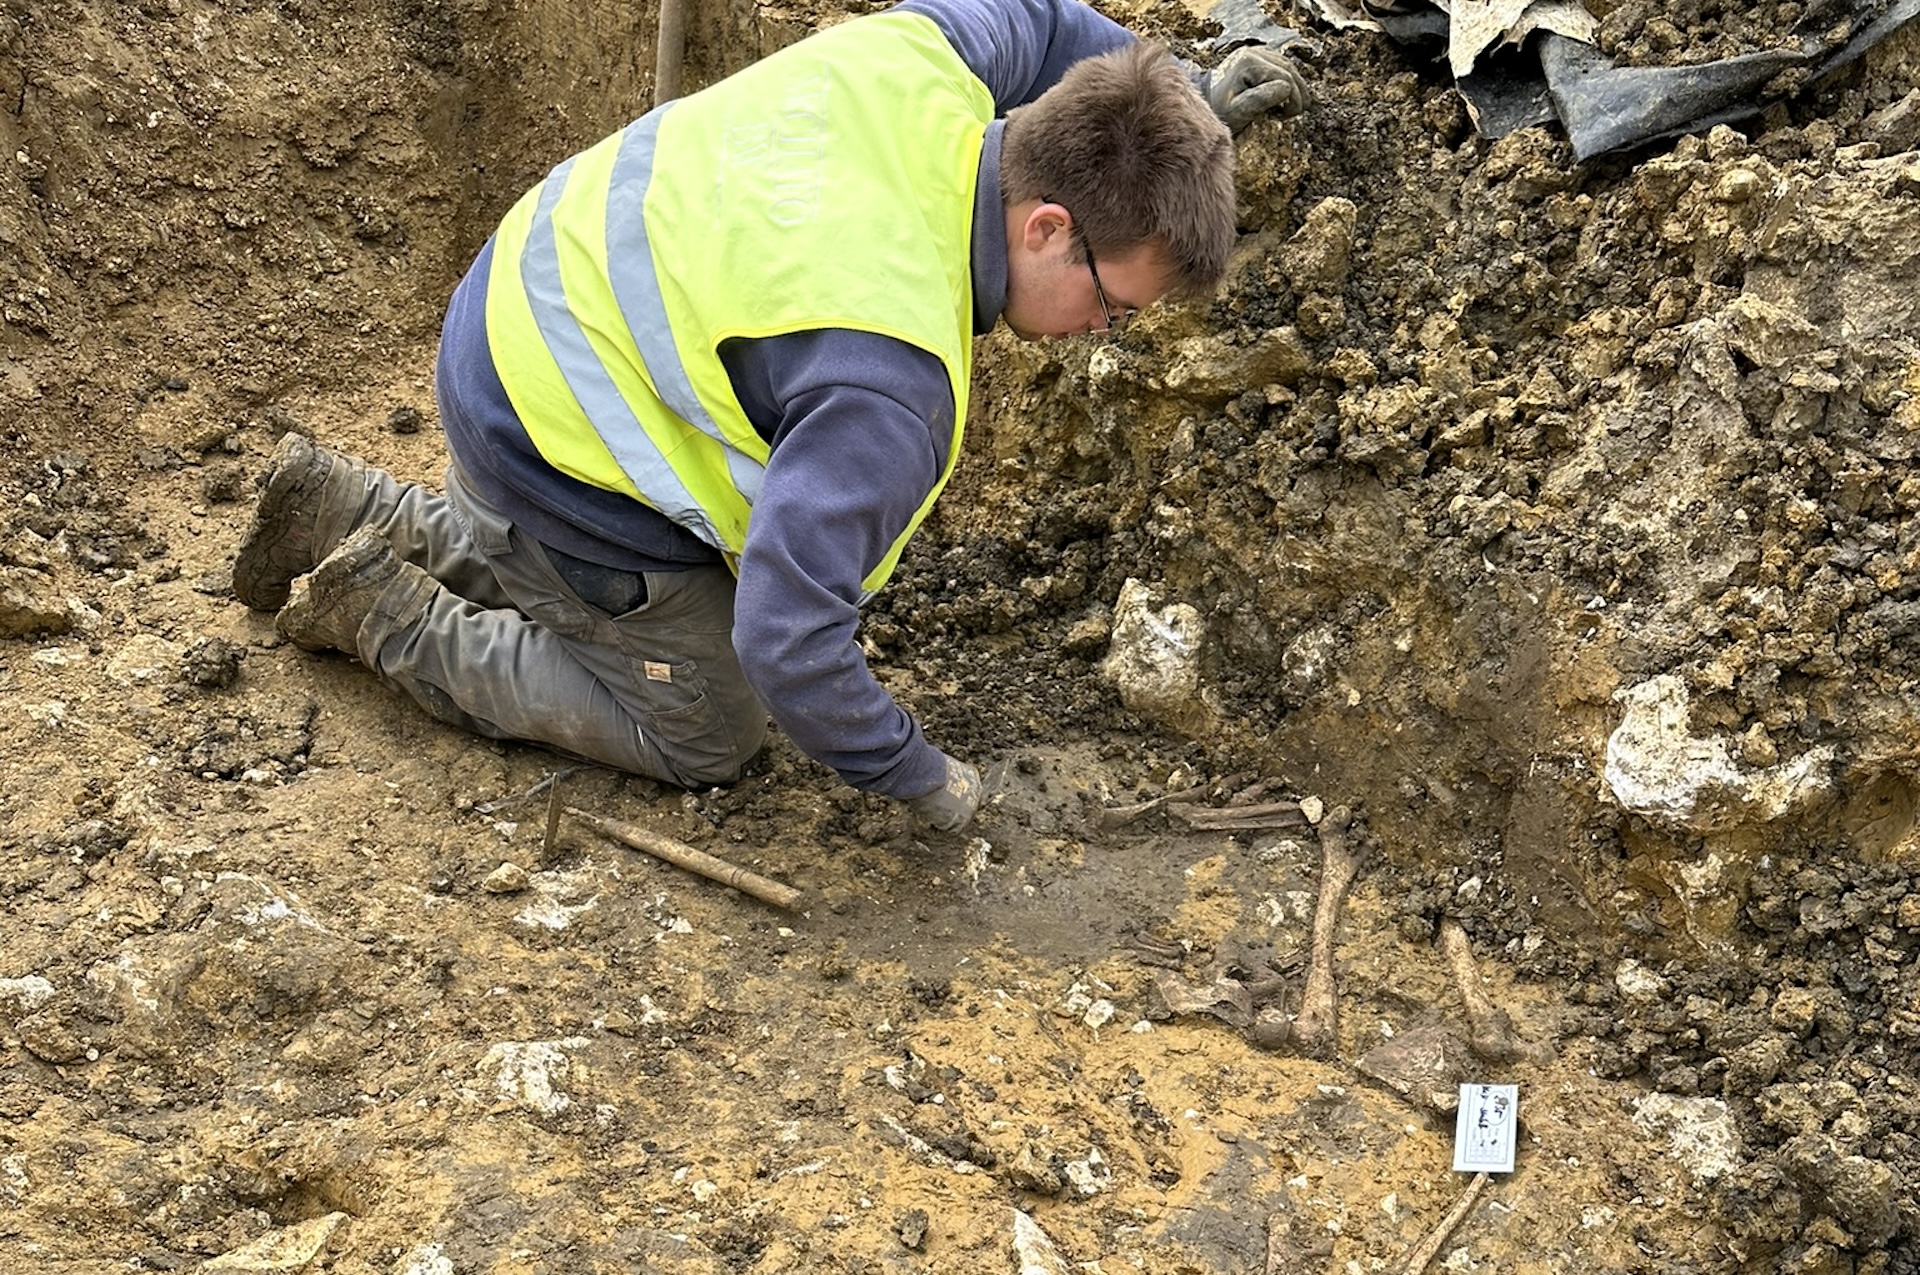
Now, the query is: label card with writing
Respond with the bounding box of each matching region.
[1452,1082,1518,1173]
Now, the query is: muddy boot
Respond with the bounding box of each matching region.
[232,431,349,612]
[276,526,423,656]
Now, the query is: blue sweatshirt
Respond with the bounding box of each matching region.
[436,0,1134,797]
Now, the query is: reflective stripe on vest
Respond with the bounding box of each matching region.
[485,12,992,590]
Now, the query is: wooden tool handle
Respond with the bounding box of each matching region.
[566,806,805,912]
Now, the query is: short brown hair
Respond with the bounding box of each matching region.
[1001,41,1236,301]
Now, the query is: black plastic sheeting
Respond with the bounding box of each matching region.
[1206,0,1311,52]
[1543,0,1920,159]
[1315,0,1920,160]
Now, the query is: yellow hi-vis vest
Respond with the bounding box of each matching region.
[484,12,992,593]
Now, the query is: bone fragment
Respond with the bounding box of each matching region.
[1171,800,1307,831]
[1152,970,1255,1030]
[1440,920,1548,1064]
[1097,786,1206,829]
[1011,1208,1072,1275]
[1401,1171,1489,1274]
[1293,806,1364,1058]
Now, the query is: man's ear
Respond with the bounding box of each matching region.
[1020,200,1072,254]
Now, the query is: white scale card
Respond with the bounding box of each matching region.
[1452,1082,1518,1173]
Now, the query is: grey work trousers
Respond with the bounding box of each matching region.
[328,459,768,788]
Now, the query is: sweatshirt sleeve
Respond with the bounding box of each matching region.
[895,0,1135,111]
[727,331,957,799]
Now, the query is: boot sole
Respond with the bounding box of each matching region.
[232,434,330,612]
[275,528,397,654]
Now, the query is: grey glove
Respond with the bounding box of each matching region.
[905,756,982,832]
[1207,45,1312,131]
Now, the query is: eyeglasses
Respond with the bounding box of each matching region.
[1081,236,1130,336]
[1048,196,1133,336]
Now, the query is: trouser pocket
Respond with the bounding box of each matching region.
[618,654,755,787]
[445,463,514,557]
[442,464,764,785]
[548,546,649,616]
[447,465,605,642]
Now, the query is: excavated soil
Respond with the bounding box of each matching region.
[3,1,1920,1272]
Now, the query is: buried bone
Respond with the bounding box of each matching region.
[1440,919,1554,1065]
[1293,805,1366,1058]
[1148,942,1294,1048]
[1145,811,1366,1056]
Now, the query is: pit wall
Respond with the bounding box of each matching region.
[0,0,834,464]
[952,30,1920,958]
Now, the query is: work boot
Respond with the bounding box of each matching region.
[276,526,407,656]
[232,431,346,612]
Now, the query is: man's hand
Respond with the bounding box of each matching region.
[906,756,982,832]
[1207,45,1312,131]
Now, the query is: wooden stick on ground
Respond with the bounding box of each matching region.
[1401,1172,1489,1275]
[567,805,805,912]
